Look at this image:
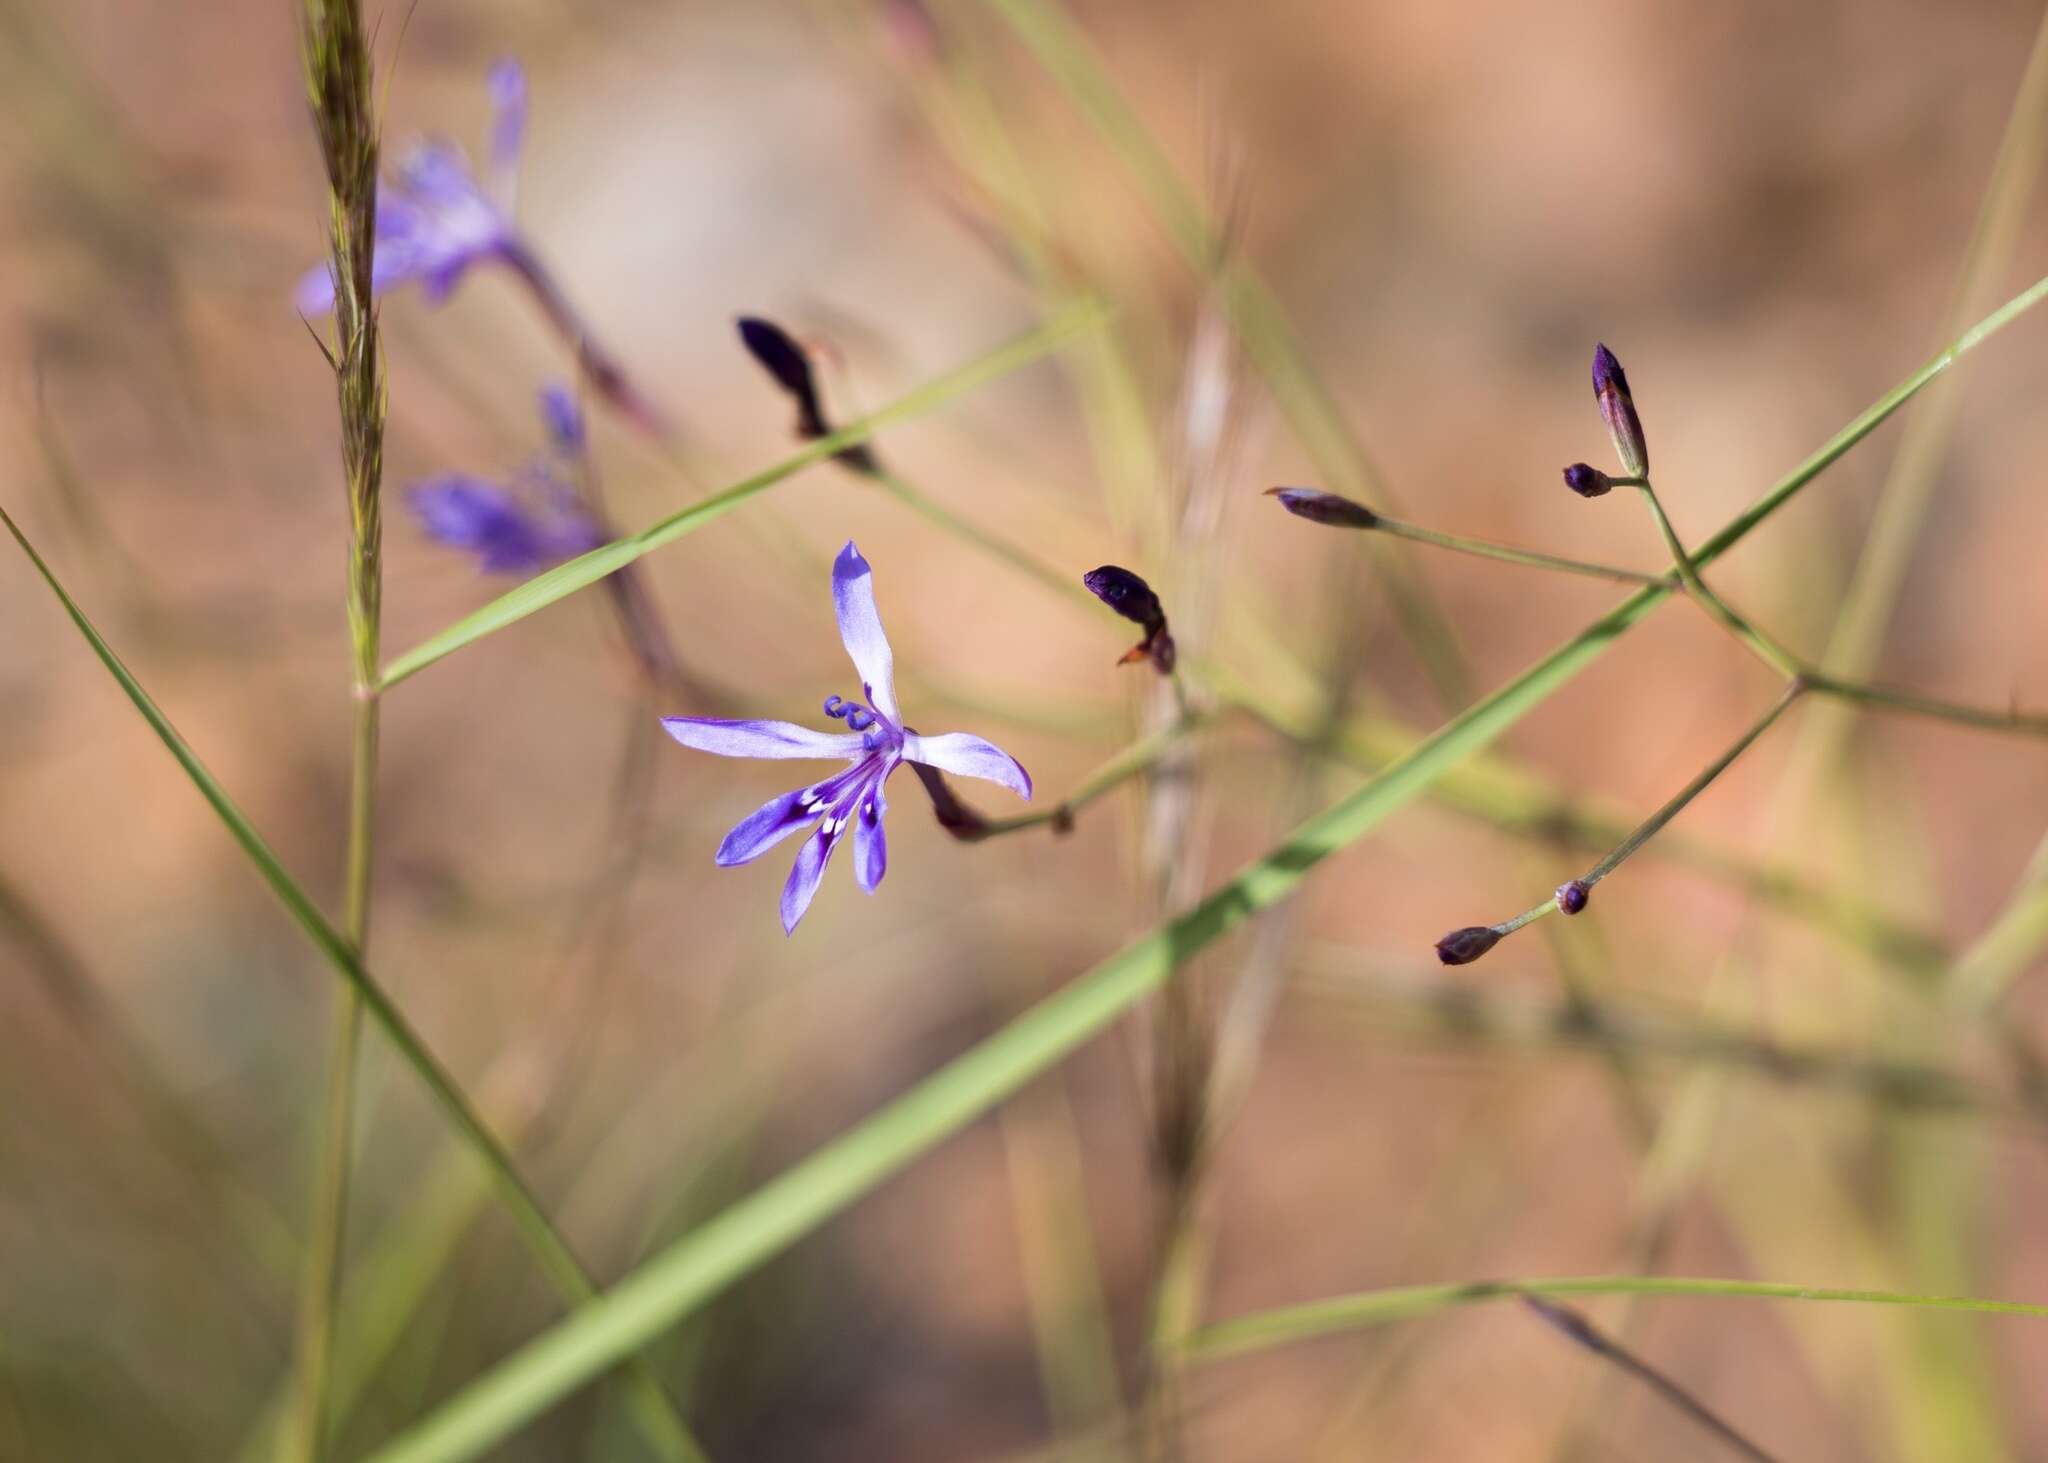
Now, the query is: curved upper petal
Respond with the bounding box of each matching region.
[662,717,865,762]
[485,59,528,207]
[832,541,898,721]
[902,732,1032,800]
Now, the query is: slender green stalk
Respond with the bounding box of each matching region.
[1184,1276,2048,1361]
[377,300,1106,690]
[1347,509,1670,589]
[0,503,702,1461]
[1635,479,1802,677]
[962,714,1209,840]
[359,270,2048,1463]
[868,466,1089,608]
[292,3,383,1455]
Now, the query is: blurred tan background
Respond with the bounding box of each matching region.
[4,0,2048,1458]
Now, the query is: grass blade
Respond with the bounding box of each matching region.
[378,300,1106,691]
[361,275,2048,1461]
[0,504,704,1462]
[1184,1276,2048,1361]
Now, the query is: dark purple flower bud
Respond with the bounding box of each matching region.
[1435,925,1503,966]
[1561,463,1612,499]
[1083,565,1165,631]
[1555,879,1590,915]
[1266,486,1378,529]
[1591,343,1648,478]
[737,315,879,473]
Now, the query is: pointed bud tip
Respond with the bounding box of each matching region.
[1435,925,1503,966]
[1268,486,1378,529]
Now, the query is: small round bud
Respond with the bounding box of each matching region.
[1591,343,1649,478]
[1562,463,1613,498]
[1266,486,1378,529]
[1555,879,1590,915]
[1435,925,1503,966]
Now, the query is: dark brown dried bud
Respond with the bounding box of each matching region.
[1435,925,1503,966]
[1267,486,1378,528]
[737,315,878,473]
[1083,565,1165,630]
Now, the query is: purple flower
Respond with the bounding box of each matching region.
[662,542,1032,933]
[296,59,529,316]
[1561,463,1614,498]
[405,384,604,574]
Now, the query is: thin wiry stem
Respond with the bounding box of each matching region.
[1635,479,1803,677]
[291,2,382,1456]
[1520,1296,1781,1463]
[1319,501,1671,588]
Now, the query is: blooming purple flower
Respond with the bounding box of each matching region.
[662,542,1032,933]
[296,59,529,317]
[405,384,605,574]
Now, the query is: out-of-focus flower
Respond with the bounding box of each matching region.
[662,542,1032,933]
[404,383,604,574]
[296,60,670,436]
[1267,486,1379,528]
[1561,463,1615,498]
[736,316,880,474]
[296,59,527,316]
[1591,344,1648,478]
[1083,564,1176,674]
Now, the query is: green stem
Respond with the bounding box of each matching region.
[1801,672,2048,738]
[1367,512,1670,589]
[867,467,1088,608]
[1185,1276,2048,1361]
[1636,479,1803,677]
[968,714,1209,840]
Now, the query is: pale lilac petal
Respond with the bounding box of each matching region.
[832,541,898,721]
[852,779,888,892]
[485,59,528,206]
[661,717,865,762]
[294,264,339,317]
[903,732,1032,800]
[714,786,820,867]
[406,476,552,572]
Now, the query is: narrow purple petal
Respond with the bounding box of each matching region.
[714,785,820,867]
[538,383,584,455]
[832,541,898,721]
[405,477,552,572]
[903,732,1032,800]
[485,59,529,205]
[661,717,865,762]
[852,779,888,892]
[780,822,841,933]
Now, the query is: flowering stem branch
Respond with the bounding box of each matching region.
[1635,479,1804,677]
[1359,510,1671,588]
[501,241,673,439]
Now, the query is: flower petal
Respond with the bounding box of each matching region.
[852,778,888,893]
[714,785,821,867]
[485,59,528,207]
[661,718,865,762]
[538,383,584,455]
[405,476,552,572]
[780,822,842,933]
[903,732,1032,800]
[832,541,898,721]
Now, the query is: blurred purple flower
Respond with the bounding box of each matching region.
[405,383,604,574]
[663,542,1032,933]
[295,60,671,437]
[296,59,528,316]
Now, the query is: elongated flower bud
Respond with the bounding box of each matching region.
[1435,925,1503,966]
[1267,486,1378,528]
[1083,565,1175,674]
[1561,463,1613,499]
[1592,344,1648,478]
